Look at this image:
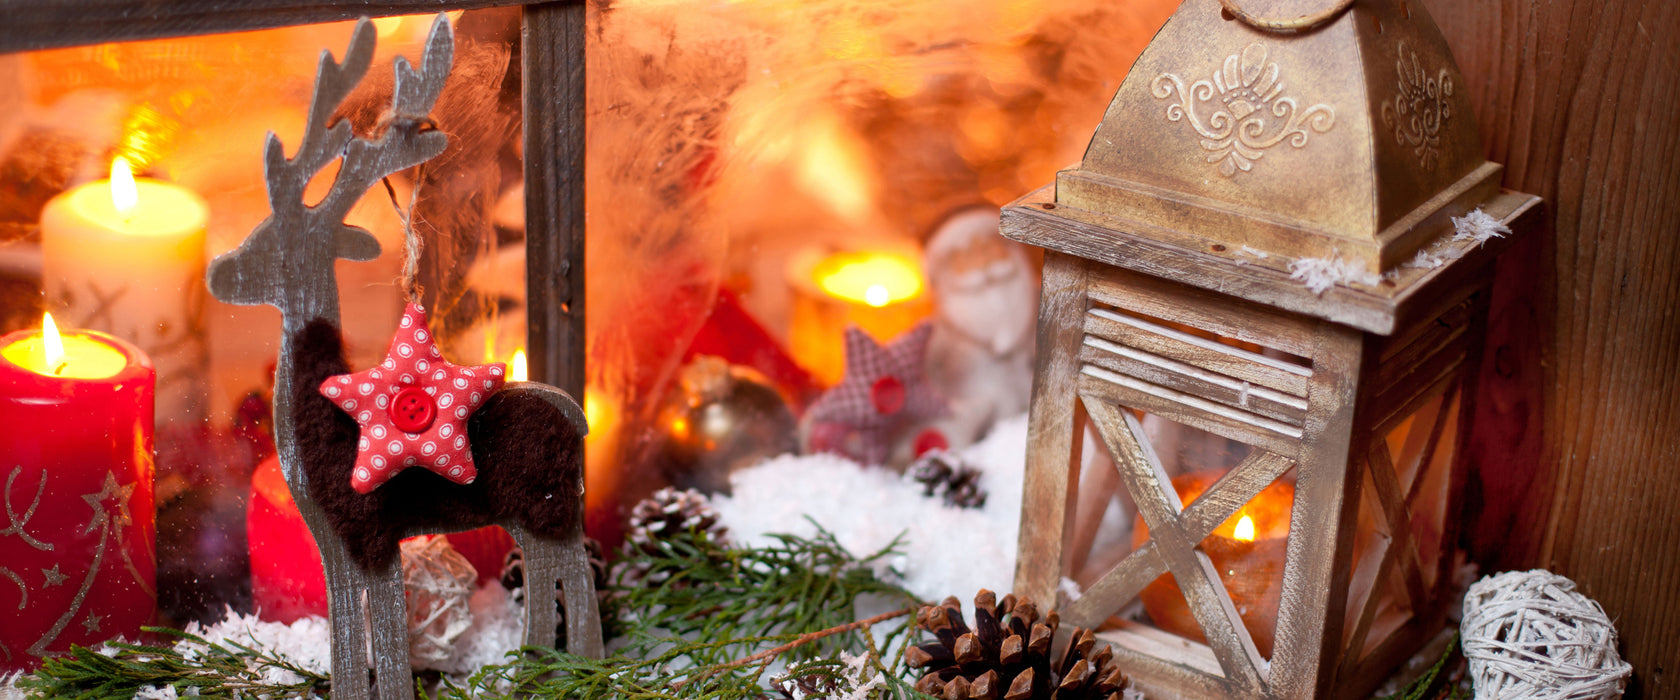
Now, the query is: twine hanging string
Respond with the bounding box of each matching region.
[379,112,442,305]
[381,169,426,305]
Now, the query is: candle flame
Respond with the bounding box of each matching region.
[510,349,528,382]
[864,284,890,307]
[1234,514,1256,543]
[41,313,65,375]
[110,158,138,217]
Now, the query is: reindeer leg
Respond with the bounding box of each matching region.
[368,556,414,700]
[510,524,559,650]
[558,530,604,658]
[318,538,373,700]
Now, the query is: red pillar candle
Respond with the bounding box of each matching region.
[0,315,156,671]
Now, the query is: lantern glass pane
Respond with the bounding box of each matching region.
[1077,405,1293,664]
[1408,388,1461,590]
[1341,461,1413,661]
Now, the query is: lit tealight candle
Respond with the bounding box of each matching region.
[1134,471,1294,658]
[789,248,933,385]
[41,158,210,424]
[0,314,156,670]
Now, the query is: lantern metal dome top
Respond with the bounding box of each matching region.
[1057,0,1499,273]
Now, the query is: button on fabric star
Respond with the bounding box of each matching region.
[320,303,507,494]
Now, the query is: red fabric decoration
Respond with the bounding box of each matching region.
[912,428,950,457]
[319,303,506,494]
[804,324,945,465]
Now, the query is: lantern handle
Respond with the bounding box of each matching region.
[1218,0,1358,31]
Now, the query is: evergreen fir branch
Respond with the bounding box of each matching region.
[610,523,922,665]
[17,627,329,699]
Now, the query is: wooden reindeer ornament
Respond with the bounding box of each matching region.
[207,16,602,700]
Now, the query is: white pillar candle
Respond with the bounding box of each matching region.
[41,159,210,425]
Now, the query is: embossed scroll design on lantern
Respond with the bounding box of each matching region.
[1151,43,1336,177]
[1381,42,1454,171]
[205,15,600,700]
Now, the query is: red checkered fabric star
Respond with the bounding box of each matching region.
[319,303,506,494]
[805,324,945,465]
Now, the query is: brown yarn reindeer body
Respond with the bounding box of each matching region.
[207,17,601,700]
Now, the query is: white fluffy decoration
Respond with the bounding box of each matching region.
[1287,256,1382,294]
[712,414,1028,603]
[1461,570,1632,700]
[1452,208,1512,247]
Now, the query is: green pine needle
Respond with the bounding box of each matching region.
[18,627,329,699]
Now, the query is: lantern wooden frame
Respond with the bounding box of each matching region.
[0,0,589,401]
[1008,186,1540,699]
[1005,0,1543,696]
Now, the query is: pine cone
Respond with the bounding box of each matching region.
[499,537,610,646]
[911,452,988,509]
[621,487,732,583]
[908,590,1128,700]
[627,487,731,552]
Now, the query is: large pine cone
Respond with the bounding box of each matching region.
[908,591,1128,700]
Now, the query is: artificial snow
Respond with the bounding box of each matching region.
[181,611,333,685]
[430,582,525,675]
[712,414,1028,604]
[1452,207,1511,247]
[1287,256,1382,294]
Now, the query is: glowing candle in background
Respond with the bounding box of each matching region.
[788,248,933,385]
[1134,472,1294,659]
[510,349,528,382]
[0,314,157,671]
[40,157,210,425]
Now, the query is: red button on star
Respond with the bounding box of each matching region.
[390,387,436,433]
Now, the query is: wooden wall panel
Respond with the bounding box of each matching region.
[1425,1,1680,694]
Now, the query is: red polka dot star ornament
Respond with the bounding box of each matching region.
[319,303,506,493]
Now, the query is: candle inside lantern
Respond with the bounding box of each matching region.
[0,314,156,671]
[1133,471,1294,659]
[789,248,933,385]
[41,157,210,424]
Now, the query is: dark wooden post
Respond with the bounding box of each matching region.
[522,0,587,399]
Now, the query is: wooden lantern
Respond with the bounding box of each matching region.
[1007,0,1541,697]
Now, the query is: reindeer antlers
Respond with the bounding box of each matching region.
[209,14,454,316]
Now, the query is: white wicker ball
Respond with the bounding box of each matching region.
[1461,569,1632,700]
[401,535,479,669]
